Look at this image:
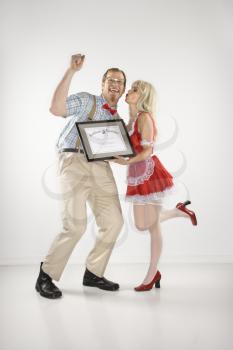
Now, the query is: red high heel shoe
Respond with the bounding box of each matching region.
[176,200,197,226]
[134,271,161,292]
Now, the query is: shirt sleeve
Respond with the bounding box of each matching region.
[65,92,90,117]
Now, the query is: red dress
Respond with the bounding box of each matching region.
[126,112,174,203]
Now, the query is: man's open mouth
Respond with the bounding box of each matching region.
[109,88,120,93]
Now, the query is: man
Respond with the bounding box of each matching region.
[36,54,126,298]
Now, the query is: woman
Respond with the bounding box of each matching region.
[113,80,197,292]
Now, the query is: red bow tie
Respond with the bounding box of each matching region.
[102,103,117,115]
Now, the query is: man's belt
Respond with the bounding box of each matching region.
[60,148,84,154]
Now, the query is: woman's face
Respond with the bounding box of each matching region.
[125,84,141,105]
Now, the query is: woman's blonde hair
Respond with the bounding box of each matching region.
[132,80,157,119]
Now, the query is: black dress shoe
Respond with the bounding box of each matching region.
[83,268,119,291]
[35,262,62,299]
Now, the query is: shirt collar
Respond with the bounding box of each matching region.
[100,94,118,110]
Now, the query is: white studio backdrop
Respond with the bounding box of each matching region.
[1,0,233,265]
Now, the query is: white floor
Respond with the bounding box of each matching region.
[0,263,233,350]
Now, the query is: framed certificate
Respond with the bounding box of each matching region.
[75,119,135,162]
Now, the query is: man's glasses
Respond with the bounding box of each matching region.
[106,77,125,86]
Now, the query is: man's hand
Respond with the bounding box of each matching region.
[70,54,85,72]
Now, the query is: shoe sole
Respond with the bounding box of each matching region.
[35,284,62,299]
[83,282,119,291]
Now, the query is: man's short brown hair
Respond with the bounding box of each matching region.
[102,68,127,88]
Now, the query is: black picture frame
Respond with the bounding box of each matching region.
[75,119,135,162]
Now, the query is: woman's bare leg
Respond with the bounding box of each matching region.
[133,201,191,285]
[133,203,162,284]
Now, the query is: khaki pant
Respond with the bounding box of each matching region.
[42,152,123,281]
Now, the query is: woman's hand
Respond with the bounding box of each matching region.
[113,156,129,165]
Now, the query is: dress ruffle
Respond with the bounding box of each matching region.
[127,155,173,195]
[127,157,155,186]
[125,185,175,203]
